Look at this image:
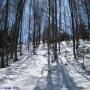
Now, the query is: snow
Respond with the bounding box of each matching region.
[59,41,90,89]
[0,45,48,90]
[0,41,90,90]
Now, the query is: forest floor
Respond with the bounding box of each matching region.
[0,41,90,90]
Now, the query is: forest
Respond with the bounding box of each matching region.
[0,0,90,90]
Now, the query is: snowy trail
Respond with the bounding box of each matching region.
[0,43,90,90]
[0,45,48,90]
[33,54,79,90]
[0,44,76,90]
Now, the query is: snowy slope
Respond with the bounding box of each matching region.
[0,42,90,90]
[0,44,48,90]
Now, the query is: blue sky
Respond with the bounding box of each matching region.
[21,0,72,42]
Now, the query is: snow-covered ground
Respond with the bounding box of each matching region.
[0,44,48,90]
[0,41,90,90]
[59,41,90,90]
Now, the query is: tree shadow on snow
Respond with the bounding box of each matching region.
[33,56,84,90]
